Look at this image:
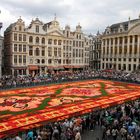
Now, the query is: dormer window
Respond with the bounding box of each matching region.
[67,31,69,37]
[79,34,81,39]
[36,25,39,33]
[19,26,22,31]
[77,34,78,39]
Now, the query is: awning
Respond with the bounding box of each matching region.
[64,65,73,68]
[47,66,64,70]
[73,65,84,68]
[28,65,39,70]
[57,66,64,69]
[47,66,54,70]
[53,66,64,70]
[13,67,27,70]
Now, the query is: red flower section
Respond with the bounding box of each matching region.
[61,88,101,97]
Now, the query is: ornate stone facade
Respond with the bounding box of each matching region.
[89,32,101,70]
[101,16,140,72]
[4,17,90,75]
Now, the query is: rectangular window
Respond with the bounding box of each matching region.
[42,47,45,56]
[66,46,68,51]
[19,55,22,63]
[82,42,84,47]
[134,45,137,54]
[58,48,61,57]
[128,64,131,71]
[14,33,17,41]
[133,64,136,71]
[14,44,17,52]
[135,35,138,43]
[23,55,26,64]
[118,64,121,70]
[19,34,22,41]
[123,64,126,70]
[48,47,52,57]
[23,35,26,41]
[124,45,127,54]
[54,48,57,57]
[134,58,137,62]
[79,41,81,47]
[23,45,26,52]
[76,49,78,57]
[130,36,133,43]
[36,25,39,33]
[19,44,22,52]
[123,58,126,61]
[111,38,113,45]
[14,55,17,64]
[115,38,117,45]
[119,37,122,44]
[124,37,127,44]
[29,46,33,56]
[76,41,78,47]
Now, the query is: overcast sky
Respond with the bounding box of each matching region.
[0,0,140,35]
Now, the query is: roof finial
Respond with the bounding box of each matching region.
[54,13,56,20]
[139,14,140,19]
[97,29,100,35]
[128,16,130,21]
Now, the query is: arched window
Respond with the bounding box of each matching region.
[54,39,57,45]
[36,59,40,64]
[42,59,45,64]
[36,37,39,44]
[42,37,45,44]
[29,36,33,43]
[48,59,52,64]
[58,40,62,45]
[48,39,52,44]
[35,48,40,56]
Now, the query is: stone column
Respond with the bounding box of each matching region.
[132,35,135,56]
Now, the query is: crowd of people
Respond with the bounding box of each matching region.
[9,99,140,140]
[0,69,140,89]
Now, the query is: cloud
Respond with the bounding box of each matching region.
[0,0,140,35]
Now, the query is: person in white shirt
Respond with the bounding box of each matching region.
[75,130,81,140]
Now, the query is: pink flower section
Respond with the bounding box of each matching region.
[106,88,130,94]
[61,88,101,97]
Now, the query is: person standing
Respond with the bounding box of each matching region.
[75,130,81,140]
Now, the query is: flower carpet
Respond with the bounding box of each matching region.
[0,80,140,138]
